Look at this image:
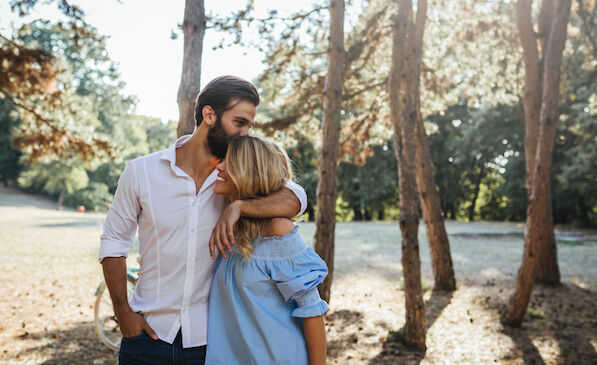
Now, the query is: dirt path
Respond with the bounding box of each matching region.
[1,188,596,364]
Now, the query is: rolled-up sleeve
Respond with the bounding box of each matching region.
[284,180,307,216]
[99,162,140,261]
[271,247,329,318]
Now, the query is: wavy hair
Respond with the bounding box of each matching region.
[225,136,293,259]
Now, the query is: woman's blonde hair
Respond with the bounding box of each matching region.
[225,136,293,259]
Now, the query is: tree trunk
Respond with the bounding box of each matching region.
[353,206,363,221]
[177,0,206,137]
[535,199,560,284]
[503,0,570,327]
[364,208,372,221]
[388,0,427,350]
[306,205,315,222]
[57,187,64,211]
[517,0,561,286]
[314,0,345,304]
[415,114,457,291]
[467,171,483,222]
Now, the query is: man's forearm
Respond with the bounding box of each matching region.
[237,187,301,218]
[101,257,133,315]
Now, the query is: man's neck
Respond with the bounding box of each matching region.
[175,131,220,190]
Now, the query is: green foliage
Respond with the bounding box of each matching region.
[63,182,112,211]
[286,135,318,221]
[427,102,524,221]
[338,143,399,221]
[0,99,22,186]
[2,20,178,210]
[526,307,545,320]
[18,160,88,195]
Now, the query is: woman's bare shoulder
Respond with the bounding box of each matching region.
[261,218,295,238]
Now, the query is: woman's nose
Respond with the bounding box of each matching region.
[216,160,226,171]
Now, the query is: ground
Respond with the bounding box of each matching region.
[0,187,596,364]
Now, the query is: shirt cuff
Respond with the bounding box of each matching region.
[292,288,329,318]
[99,238,130,262]
[285,180,307,216]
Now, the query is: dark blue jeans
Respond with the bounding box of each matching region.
[118,330,206,365]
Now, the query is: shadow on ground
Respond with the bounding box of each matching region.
[9,321,115,365]
[327,309,366,360]
[489,284,597,365]
[36,219,103,228]
[367,290,454,365]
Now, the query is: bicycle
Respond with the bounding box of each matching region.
[94,265,139,351]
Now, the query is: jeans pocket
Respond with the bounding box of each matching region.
[122,331,146,342]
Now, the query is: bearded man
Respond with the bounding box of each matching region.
[99,76,307,364]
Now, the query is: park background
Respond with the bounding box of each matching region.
[0,0,596,364]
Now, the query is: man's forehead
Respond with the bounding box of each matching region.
[228,100,256,118]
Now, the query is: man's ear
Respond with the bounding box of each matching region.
[202,105,216,127]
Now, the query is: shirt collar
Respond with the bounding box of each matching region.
[160,134,193,165]
[160,134,219,193]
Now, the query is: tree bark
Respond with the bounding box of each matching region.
[314,0,345,304]
[503,0,571,327]
[353,206,363,221]
[389,0,426,350]
[57,187,65,211]
[516,0,561,285]
[411,1,456,291]
[467,170,483,222]
[415,116,456,290]
[177,0,206,137]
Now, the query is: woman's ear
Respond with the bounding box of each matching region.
[202,105,216,126]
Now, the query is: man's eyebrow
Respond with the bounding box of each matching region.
[233,116,251,124]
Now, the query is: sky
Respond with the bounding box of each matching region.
[0,0,312,121]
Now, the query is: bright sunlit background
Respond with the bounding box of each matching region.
[0,0,313,121]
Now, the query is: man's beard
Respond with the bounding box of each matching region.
[206,116,234,159]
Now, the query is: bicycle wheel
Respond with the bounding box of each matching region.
[94,275,136,351]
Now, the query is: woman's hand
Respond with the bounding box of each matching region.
[209,201,241,259]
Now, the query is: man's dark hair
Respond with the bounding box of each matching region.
[194,76,260,126]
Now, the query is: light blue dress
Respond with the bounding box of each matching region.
[205,226,329,365]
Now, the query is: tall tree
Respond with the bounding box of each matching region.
[1,1,114,162]
[503,0,571,326]
[389,0,427,350]
[177,0,206,137]
[516,0,563,285]
[413,41,456,292]
[314,0,345,303]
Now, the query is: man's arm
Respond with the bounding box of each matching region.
[99,162,156,339]
[101,257,157,339]
[209,186,304,259]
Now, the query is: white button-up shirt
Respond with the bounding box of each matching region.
[99,135,307,348]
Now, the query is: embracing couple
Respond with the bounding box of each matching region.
[99,76,328,365]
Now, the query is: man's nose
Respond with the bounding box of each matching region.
[239,126,250,136]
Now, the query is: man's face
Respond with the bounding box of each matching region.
[206,100,256,159]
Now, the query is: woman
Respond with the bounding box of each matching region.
[205,136,328,365]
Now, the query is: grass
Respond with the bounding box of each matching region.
[526,307,545,319]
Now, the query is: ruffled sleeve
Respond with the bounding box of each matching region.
[268,246,329,318]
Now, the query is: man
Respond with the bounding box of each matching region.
[99,76,307,364]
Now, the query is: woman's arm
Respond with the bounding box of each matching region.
[209,189,300,258]
[304,315,326,365]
